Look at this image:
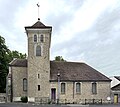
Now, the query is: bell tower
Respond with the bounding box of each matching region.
[25,19,52,102]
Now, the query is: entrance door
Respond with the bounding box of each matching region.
[51,88,56,101]
[114,94,118,104]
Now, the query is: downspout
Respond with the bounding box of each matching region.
[11,66,13,102]
[73,82,75,99]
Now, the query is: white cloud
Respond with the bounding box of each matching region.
[0,0,120,76]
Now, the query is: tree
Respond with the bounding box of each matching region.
[0,35,26,92]
[54,56,66,61]
[0,36,10,92]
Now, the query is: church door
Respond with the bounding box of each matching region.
[51,88,56,102]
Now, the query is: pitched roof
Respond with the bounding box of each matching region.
[114,76,120,81]
[111,83,120,90]
[9,59,27,67]
[9,59,111,82]
[50,61,111,82]
[25,20,52,29]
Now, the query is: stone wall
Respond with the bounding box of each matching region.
[11,66,27,101]
[0,93,6,102]
[50,81,111,103]
[27,29,51,102]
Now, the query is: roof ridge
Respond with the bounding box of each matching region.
[51,61,85,64]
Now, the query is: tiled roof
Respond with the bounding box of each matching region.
[9,59,111,81]
[111,83,120,90]
[9,59,27,67]
[50,61,111,82]
[115,76,120,81]
[25,20,52,29]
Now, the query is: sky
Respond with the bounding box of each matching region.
[0,0,120,77]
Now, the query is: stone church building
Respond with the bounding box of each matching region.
[6,19,111,103]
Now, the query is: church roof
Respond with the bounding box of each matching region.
[111,83,120,90]
[50,61,111,82]
[114,76,120,81]
[9,59,27,67]
[25,20,52,29]
[9,59,111,82]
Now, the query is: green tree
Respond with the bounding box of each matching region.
[0,35,26,92]
[8,50,27,62]
[54,56,66,61]
[0,36,10,92]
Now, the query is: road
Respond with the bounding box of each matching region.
[0,103,120,107]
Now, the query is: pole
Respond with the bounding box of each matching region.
[37,3,40,20]
[57,73,60,104]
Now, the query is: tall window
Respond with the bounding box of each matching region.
[23,78,27,91]
[36,45,41,56]
[76,83,81,93]
[34,35,37,42]
[38,74,40,78]
[92,82,97,94]
[38,85,40,91]
[40,35,44,42]
[61,83,65,94]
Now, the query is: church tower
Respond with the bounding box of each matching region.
[25,19,52,102]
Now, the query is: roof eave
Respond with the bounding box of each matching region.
[49,79,111,82]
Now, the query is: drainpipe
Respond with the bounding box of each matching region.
[73,82,75,99]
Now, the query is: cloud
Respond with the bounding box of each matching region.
[0,0,120,76]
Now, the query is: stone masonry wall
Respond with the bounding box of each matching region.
[27,29,51,102]
[50,81,111,103]
[11,66,27,101]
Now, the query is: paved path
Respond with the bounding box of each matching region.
[0,103,120,107]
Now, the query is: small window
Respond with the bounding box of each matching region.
[34,35,37,42]
[38,74,40,78]
[61,83,65,94]
[76,83,81,93]
[23,78,27,91]
[36,45,41,56]
[38,85,40,91]
[40,35,44,42]
[92,82,97,94]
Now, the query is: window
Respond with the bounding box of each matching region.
[92,82,97,94]
[38,74,40,78]
[40,35,44,42]
[61,83,65,94]
[34,35,37,42]
[36,45,41,56]
[76,83,81,93]
[38,85,40,91]
[23,78,27,91]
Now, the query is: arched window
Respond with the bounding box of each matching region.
[92,82,97,94]
[34,35,37,42]
[61,83,65,94]
[76,83,81,93]
[23,78,27,91]
[36,45,41,56]
[40,35,44,42]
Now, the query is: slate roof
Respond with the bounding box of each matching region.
[50,61,111,82]
[9,59,111,82]
[111,83,120,91]
[25,20,52,29]
[9,59,27,67]
[114,76,120,81]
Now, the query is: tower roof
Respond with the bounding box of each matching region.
[25,20,52,29]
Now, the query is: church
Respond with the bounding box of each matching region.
[6,18,111,104]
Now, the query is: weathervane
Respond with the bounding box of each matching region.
[37,2,40,20]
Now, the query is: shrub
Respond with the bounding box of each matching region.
[21,96,28,103]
